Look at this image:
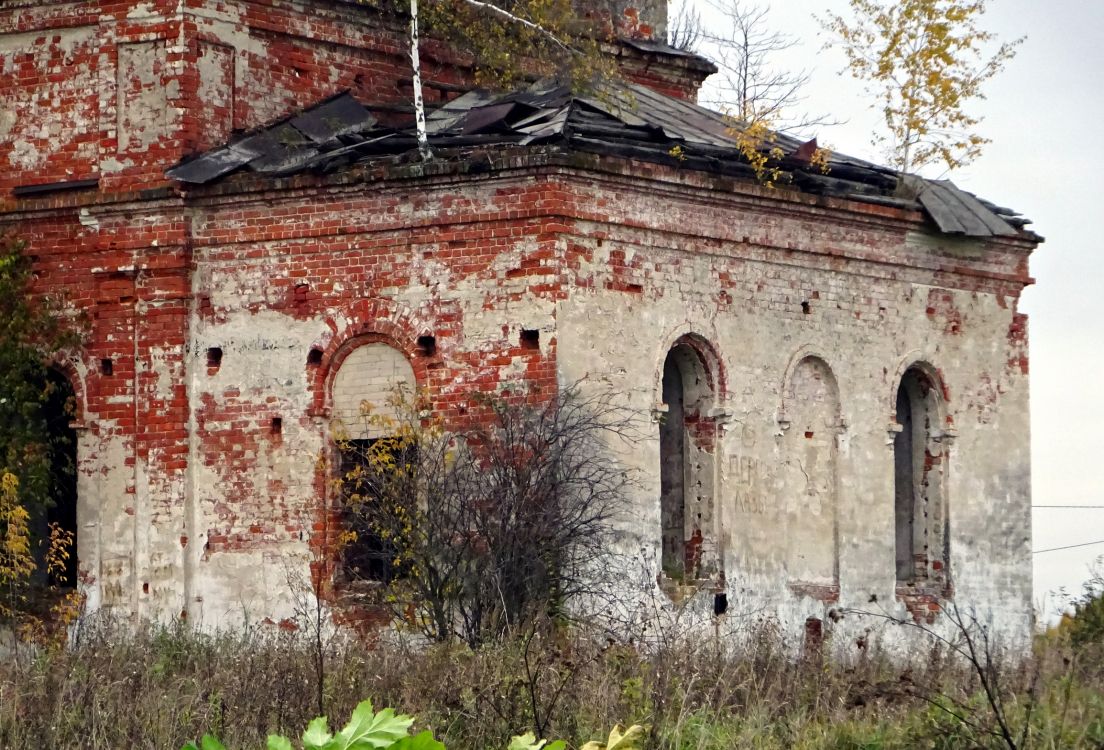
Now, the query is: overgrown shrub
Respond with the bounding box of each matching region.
[0,237,84,639]
[335,386,641,648]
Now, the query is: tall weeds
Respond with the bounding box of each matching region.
[1,616,1101,749]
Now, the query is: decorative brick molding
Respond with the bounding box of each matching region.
[789,581,841,604]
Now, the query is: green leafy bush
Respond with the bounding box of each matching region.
[1068,569,1104,647]
[183,700,432,750]
[183,699,644,750]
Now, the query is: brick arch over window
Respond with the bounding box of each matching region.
[653,330,726,406]
[891,360,951,589]
[307,299,431,417]
[331,342,417,440]
[658,332,724,583]
[46,354,88,424]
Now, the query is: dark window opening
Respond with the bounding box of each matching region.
[100,358,113,376]
[32,369,79,589]
[660,354,687,579]
[271,417,283,435]
[659,338,719,585]
[893,384,915,582]
[894,367,948,586]
[207,347,223,370]
[307,348,323,366]
[804,616,824,657]
[338,438,416,584]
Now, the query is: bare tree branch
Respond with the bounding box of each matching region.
[337,385,644,648]
[673,0,843,135]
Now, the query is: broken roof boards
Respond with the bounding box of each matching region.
[167,83,1029,239]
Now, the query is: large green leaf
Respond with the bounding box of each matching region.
[303,716,334,749]
[605,724,646,750]
[390,730,446,750]
[201,736,228,750]
[580,724,646,750]
[329,700,415,749]
[507,733,566,750]
[509,732,541,750]
[267,735,295,750]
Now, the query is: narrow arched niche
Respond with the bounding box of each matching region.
[781,356,841,590]
[659,336,720,582]
[894,365,949,587]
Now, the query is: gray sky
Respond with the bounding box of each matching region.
[683,0,1104,620]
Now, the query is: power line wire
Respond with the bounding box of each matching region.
[1034,505,1104,509]
[1033,539,1104,555]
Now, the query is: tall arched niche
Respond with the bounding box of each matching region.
[779,355,841,595]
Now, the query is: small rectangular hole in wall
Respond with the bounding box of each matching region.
[207,347,223,370]
[520,329,540,350]
[801,300,811,314]
[100,358,113,376]
[417,335,436,356]
[804,616,824,654]
[271,417,282,435]
[307,348,323,366]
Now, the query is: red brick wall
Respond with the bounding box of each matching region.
[0,0,458,198]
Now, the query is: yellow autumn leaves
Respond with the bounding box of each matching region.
[0,471,80,645]
[823,0,1021,173]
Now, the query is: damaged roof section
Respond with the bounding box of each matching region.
[167,82,1030,238]
[166,94,383,184]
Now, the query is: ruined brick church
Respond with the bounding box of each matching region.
[0,0,1039,644]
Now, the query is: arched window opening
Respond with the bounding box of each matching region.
[330,342,417,585]
[894,366,948,587]
[659,337,718,582]
[660,355,686,578]
[30,368,79,589]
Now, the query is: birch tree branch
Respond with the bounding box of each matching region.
[460,0,576,54]
[409,0,432,160]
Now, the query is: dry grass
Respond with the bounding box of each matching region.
[0,616,1101,749]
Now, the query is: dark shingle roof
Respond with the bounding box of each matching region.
[167,82,1030,238]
